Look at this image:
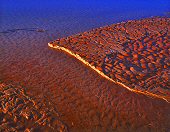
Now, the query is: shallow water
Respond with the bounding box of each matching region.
[0,0,170,131]
[1,0,169,35]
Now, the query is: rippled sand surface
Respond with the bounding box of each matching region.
[49,17,170,102]
[0,0,170,131]
[0,21,170,132]
[0,83,68,131]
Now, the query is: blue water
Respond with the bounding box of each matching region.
[0,0,169,37]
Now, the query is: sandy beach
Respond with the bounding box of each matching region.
[0,0,170,131]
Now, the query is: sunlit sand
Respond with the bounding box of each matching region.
[48,17,170,103]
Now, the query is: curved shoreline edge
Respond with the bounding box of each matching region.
[48,43,170,103]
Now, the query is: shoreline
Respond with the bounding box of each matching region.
[48,43,169,103]
[1,1,170,129]
[48,17,170,103]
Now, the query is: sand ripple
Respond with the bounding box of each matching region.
[0,83,68,132]
[49,17,170,102]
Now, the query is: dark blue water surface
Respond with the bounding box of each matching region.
[0,0,169,37]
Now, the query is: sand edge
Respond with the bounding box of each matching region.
[48,43,170,103]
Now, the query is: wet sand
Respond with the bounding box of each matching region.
[49,17,170,102]
[0,83,68,131]
[0,21,170,131]
[1,0,170,131]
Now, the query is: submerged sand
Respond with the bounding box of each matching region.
[0,17,170,131]
[49,17,170,102]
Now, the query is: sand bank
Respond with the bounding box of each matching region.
[49,17,170,102]
[0,9,170,131]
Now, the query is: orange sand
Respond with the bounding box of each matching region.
[0,17,170,131]
[49,17,170,102]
